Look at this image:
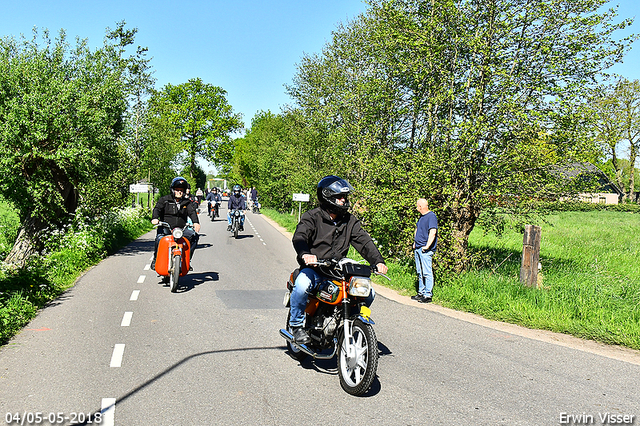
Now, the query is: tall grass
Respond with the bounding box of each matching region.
[0,206,153,344]
[446,211,640,348]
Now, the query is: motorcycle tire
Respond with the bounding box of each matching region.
[234,223,239,239]
[285,311,308,361]
[337,318,378,396]
[169,254,180,293]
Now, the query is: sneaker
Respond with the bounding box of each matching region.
[418,296,432,303]
[227,225,232,231]
[239,226,244,231]
[411,294,424,301]
[291,327,310,345]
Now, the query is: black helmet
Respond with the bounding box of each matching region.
[317,175,353,215]
[171,176,189,190]
[170,176,189,197]
[232,184,242,196]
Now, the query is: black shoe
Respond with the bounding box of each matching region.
[227,225,232,231]
[239,226,244,231]
[411,294,424,301]
[418,296,432,303]
[291,327,310,345]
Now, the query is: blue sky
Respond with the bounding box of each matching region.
[3,1,637,123]
[2,0,638,172]
[1,0,369,132]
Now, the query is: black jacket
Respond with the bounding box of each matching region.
[228,194,246,211]
[152,194,199,229]
[292,207,385,268]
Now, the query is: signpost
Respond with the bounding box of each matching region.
[129,183,151,208]
[293,193,310,222]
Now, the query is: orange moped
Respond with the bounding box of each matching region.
[154,221,192,292]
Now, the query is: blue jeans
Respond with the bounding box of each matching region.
[227,211,245,226]
[415,248,434,298]
[289,267,376,328]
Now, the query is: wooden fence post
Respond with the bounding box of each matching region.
[520,225,541,288]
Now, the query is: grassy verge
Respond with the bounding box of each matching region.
[0,206,153,345]
[263,208,640,350]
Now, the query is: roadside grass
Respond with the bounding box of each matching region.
[0,196,20,260]
[263,208,640,350]
[0,206,153,345]
[262,208,300,234]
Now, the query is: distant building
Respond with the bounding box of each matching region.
[557,162,623,205]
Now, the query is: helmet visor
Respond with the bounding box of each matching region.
[326,179,354,195]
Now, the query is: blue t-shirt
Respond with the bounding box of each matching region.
[414,211,438,251]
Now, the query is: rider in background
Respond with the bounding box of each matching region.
[150,177,201,269]
[289,175,388,344]
[227,184,246,231]
[206,187,222,217]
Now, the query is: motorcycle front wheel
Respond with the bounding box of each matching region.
[170,254,180,293]
[233,222,239,239]
[337,319,378,396]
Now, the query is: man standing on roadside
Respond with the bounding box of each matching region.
[412,198,438,303]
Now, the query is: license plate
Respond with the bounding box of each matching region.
[360,306,371,320]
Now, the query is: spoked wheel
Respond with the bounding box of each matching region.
[337,319,378,396]
[169,254,180,293]
[285,311,308,361]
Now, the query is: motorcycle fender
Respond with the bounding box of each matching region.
[177,238,191,277]
[155,235,175,276]
[357,315,375,326]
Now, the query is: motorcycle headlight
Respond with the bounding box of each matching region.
[348,277,372,298]
[172,228,183,239]
[234,210,240,216]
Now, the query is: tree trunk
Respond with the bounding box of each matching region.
[628,143,637,201]
[448,202,480,273]
[4,216,49,270]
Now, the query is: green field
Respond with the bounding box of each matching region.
[263,208,640,350]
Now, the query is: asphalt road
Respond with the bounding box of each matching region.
[1,206,639,426]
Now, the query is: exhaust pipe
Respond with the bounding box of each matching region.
[279,329,336,360]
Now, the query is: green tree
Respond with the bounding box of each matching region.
[0,27,136,268]
[232,110,329,211]
[286,0,634,271]
[614,79,640,200]
[592,78,640,199]
[150,78,243,180]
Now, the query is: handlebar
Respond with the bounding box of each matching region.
[154,221,194,230]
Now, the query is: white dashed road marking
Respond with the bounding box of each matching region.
[137,275,146,283]
[101,398,116,426]
[121,312,133,327]
[110,344,125,367]
[130,290,140,301]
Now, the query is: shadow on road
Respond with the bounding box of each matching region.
[176,271,219,293]
[113,239,154,257]
[228,234,253,240]
[77,345,289,425]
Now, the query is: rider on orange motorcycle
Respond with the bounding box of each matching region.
[151,177,201,269]
[290,175,388,344]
